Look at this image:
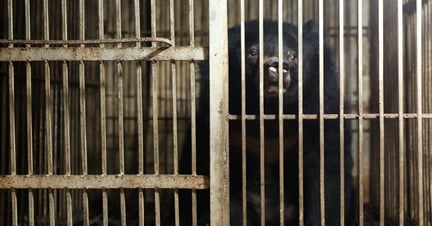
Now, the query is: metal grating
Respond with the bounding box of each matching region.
[0,0,431,225]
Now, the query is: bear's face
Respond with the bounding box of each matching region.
[228,20,319,114]
[242,33,299,101]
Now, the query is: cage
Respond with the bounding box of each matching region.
[0,0,431,225]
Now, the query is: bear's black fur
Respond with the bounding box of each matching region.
[176,20,355,226]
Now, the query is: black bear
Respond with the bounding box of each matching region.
[176,20,355,226]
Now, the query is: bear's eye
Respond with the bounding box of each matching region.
[248,47,257,57]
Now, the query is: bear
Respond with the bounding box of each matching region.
[175,20,355,226]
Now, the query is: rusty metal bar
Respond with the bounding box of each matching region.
[26,59,35,223]
[0,47,207,62]
[79,3,87,176]
[318,0,325,224]
[78,0,90,226]
[416,0,424,224]
[188,0,198,225]
[48,189,55,226]
[227,113,432,120]
[426,2,432,225]
[258,0,265,225]
[240,0,247,225]
[61,0,70,181]
[0,37,173,46]
[97,1,108,225]
[150,1,161,225]
[24,0,34,225]
[115,1,127,225]
[277,0,285,225]
[169,1,180,225]
[0,175,209,189]
[42,1,55,225]
[43,5,52,175]
[397,0,405,225]
[102,191,108,225]
[78,1,90,225]
[297,1,304,225]
[134,0,145,225]
[61,1,73,225]
[338,0,345,224]
[189,0,195,47]
[425,2,431,224]
[378,0,385,225]
[134,4,144,170]
[357,0,364,225]
[209,0,230,225]
[7,0,17,225]
[120,186,126,226]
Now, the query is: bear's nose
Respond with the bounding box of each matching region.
[265,57,289,82]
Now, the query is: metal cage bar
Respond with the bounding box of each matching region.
[60,1,73,225]
[297,1,304,225]
[338,0,346,224]
[258,1,265,225]
[277,1,285,225]
[2,1,431,226]
[188,0,198,224]
[239,0,247,225]
[318,0,325,224]
[415,0,424,225]
[357,0,364,225]
[378,0,385,225]
[23,0,35,225]
[208,0,229,225]
[397,0,405,225]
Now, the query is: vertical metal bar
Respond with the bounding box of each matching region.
[150,1,161,225]
[170,0,177,169]
[61,1,73,225]
[24,1,31,158]
[378,0,385,225]
[98,0,108,225]
[415,0,424,224]
[397,0,404,225]
[42,1,55,225]
[209,0,229,225]
[188,0,198,225]
[258,0,265,225]
[277,0,285,225]
[115,1,126,226]
[297,1,304,225]
[26,73,34,226]
[169,1,180,225]
[239,0,247,225]
[357,0,364,225]
[78,1,89,225]
[134,0,145,225]
[7,0,17,225]
[338,0,345,224]
[318,0,325,225]
[116,0,124,174]
[425,3,431,224]
[79,0,86,172]
[24,1,34,225]
[188,1,195,48]
[43,0,52,174]
[188,0,197,225]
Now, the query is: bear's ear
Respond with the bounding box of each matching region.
[303,20,318,35]
[302,20,319,55]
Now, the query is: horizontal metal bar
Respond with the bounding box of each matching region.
[0,46,207,61]
[0,37,173,46]
[0,175,209,189]
[227,113,432,120]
